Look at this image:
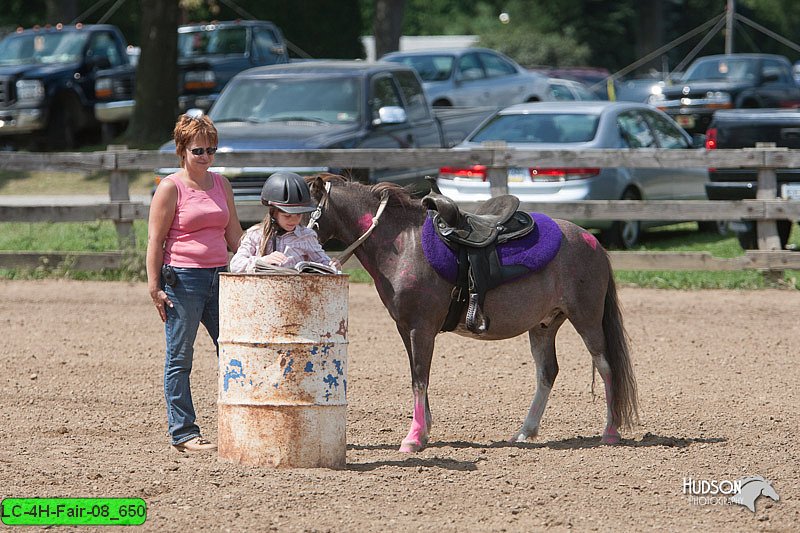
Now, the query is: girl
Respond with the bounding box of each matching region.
[230,172,339,273]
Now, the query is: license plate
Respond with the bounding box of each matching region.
[508,167,528,183]
[781,183,800,200]
[676,115,695,129]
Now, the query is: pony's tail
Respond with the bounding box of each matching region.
[602,268,639,429]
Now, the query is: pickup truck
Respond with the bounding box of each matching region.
[156,60,495,220]
[0,23,132,149]
[649,54,800,135]
[705,108,800,249]
[94,20,289,133]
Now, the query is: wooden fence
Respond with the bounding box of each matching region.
[1,146,800,272]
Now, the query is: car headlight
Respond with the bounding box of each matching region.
[95,78,113,99]
[706,91,732,107]
[15,79,45,103]
[184,70,216,90]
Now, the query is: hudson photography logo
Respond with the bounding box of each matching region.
[683,476,780,512]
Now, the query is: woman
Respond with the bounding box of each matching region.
[146,114,242,453]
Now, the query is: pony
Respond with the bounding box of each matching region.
[307,174,638,452]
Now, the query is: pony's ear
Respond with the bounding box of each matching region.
[307,174,326,200]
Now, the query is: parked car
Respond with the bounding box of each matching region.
[532,66,612,100]
[436,101,709,248]
[380,47,549,107]
[94,20,289,136]
[649,53,800,135]
[546,78,598,101]
[705,108,800,249]
[0,23,132,149]
[615,77,664,102]
[155,61,495,222]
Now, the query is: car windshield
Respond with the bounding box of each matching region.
[470,113,600,144]
[0,31,88,65]
[384,54,453,82]
[178,27,247,57]
[683,58,757,82]
[211,76,362,124]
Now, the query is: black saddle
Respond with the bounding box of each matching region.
[422,190,535,334]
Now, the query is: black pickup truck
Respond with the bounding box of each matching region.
[0,24,131,149]
[156,61,494,221]
[705,108,800,249]
[650,54,800,135]
[94,20,289,134]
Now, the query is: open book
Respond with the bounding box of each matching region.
[254,258,339,275]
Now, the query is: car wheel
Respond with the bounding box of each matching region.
[601,189,641,249]
[47,98,80,150]
[698,220,729,235]
[736,220,792,250]
[101,122,121,146]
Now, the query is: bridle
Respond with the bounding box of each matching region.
[307,180,390,265]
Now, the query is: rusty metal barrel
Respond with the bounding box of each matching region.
[217,273,348,468]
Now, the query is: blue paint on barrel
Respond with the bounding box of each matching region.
[223,359,246,392]
[323,373,339,389]
[304,361,314,372]
[333,359,343,375]
[283,357,294,378]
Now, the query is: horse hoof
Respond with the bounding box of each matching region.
[601,429,621,445]
[399,440,423,453]
[508,427,538,443]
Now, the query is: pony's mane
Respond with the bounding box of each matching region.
[312,172,418,208]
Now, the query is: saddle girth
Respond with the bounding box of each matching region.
[423,191,535,334]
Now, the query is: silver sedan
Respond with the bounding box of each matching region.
[381,48,549,107]
[437,101,709,248]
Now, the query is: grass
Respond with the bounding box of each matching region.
[611,222,800,290]
[1,169,798,289]
[0,170,155,196]
[0,220,797,289]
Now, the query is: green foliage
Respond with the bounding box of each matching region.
[478,24,591,67]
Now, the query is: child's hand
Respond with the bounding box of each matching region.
[261,251,289,265]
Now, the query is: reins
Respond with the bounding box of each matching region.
[307,181,390,266]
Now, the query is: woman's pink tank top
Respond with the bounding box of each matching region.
[163,172,230,268]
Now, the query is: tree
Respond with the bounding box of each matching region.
[45,0,78,24]
[374,0,406,58]
[123,0,179,147]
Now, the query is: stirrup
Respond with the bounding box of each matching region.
[465,293,489,334]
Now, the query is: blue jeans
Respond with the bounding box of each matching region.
[162,266,226,445]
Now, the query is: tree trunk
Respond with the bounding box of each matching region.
[45,0,78,24]
[124,0,179,147]
[373,0,406,59]
[635,0,665,74]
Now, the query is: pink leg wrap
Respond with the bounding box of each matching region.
[601,378,620,444]
[399,398,428,452]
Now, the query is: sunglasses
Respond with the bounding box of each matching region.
[189,147,218,155]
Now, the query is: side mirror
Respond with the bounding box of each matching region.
[692,133,706,148]
[372,106,407,126]
[269,45,285,56]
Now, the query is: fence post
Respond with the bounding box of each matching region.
[755,167,781,250]
[484,142,509,198]
[107,145,136,249]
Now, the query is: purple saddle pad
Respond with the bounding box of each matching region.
[421,212,562,285]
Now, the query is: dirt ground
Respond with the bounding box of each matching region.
[0,279,797,532]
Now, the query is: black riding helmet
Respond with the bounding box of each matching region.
[260,172,316,213]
